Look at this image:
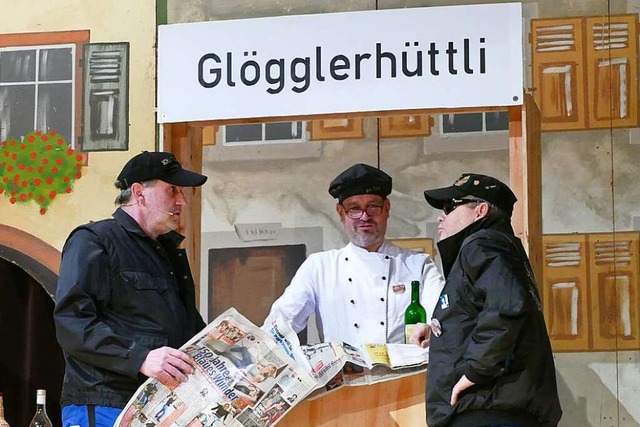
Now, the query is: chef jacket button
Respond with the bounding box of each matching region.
[170,272,174,276]
[348,278,352,282]
[385,255,389,260]
[177,253,183,257]
[382,276,387,281]
[380,297,384,302]
[183,275,189,280]
[345,257,349,261]
[354,323,359,328]
[350,300,355,304]
[380,321,384,325]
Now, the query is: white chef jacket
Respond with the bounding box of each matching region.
[263,240,444,346]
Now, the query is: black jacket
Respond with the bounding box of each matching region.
[426,217,562,427]
[54,209,206,408]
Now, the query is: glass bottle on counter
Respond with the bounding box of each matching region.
[28,390,52,427]
[404,280,427,344]
[0,392,10,427]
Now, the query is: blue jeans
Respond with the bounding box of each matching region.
[62,405,122,427]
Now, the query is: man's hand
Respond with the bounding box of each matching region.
[140,346,196,384]
[410,322,431,348]
[450,374,475,405]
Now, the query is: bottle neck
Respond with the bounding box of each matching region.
[411,282,420,302]
[0,395,4,418]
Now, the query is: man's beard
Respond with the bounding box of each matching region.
[345,221,383,249]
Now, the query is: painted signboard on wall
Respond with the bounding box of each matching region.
[157,3,523,123]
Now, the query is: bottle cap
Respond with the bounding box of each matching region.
[37,389,46,396]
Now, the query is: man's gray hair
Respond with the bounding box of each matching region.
[113,180,155,206]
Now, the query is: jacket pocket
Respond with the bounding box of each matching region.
[120,271,170,294]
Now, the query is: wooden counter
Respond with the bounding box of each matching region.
[278,372,427,427]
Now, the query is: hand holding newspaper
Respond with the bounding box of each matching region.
[115,308,428,427]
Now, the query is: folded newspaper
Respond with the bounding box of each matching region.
[114,308,428,427]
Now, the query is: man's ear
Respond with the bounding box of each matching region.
[131,182,144,203]
[336,203,346,220]
[476,202,490,219]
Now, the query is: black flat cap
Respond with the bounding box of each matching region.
[424,173,517,215]
[328,163,392,203]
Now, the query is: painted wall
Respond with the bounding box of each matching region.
[0,0,157,250]
[168,0,640,426]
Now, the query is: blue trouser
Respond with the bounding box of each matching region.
[62,405,122,427]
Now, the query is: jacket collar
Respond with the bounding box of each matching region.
[113,208,185,247]
[437,216,513,278]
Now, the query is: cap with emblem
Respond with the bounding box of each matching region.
[116,151,208,189]
[423,173,517,215]
[328,163,392,203]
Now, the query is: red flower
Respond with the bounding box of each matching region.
[46,177,53,184]
[56,158,63,165]
[39,208,46,215]
[28,135,35,142]
[30,152,38,159]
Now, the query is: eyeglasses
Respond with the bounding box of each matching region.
[443,198,485,215]
[343,204,384,219]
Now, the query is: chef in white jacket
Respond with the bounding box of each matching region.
[263,163,444,346]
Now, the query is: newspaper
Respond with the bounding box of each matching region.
[115,308,428,427]
[303,342,428,399]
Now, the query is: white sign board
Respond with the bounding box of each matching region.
[158,3,523,123]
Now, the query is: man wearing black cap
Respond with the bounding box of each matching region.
[263,163,444,346]
[54,151,208,426]
[412,173,562,427]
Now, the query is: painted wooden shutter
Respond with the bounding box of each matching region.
[542,234,589,351]
[531,17,586,131]
[81,42,129,151]
[585,14,639,129]
[588,232,640,350]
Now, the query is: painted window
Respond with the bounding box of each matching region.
[440,111,509,135]
[222,122,307,145]
[0,30,89,152]
[0,45,75,145]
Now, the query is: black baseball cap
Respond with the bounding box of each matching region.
[328,163,392,203]
[116,151,207,188]
[423,173,517,214]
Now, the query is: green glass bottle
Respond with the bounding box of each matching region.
[404,280,427,344]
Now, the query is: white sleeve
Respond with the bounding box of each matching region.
[262,257,317,333]
[420,255,445,318]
